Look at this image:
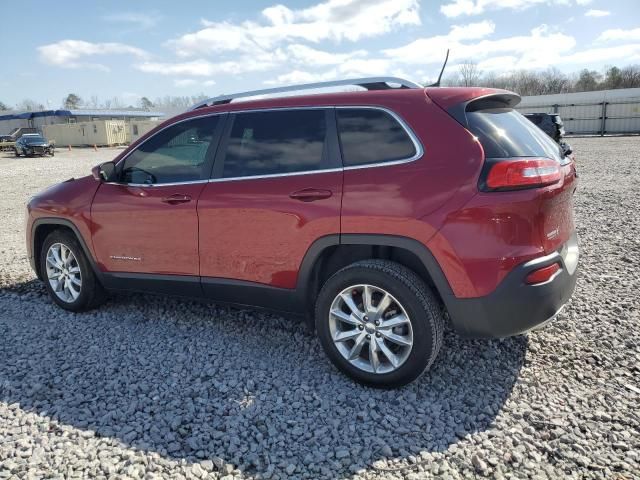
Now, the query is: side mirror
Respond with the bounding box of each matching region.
[91,161,117,182]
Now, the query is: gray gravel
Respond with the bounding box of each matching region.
[1,140,639,479]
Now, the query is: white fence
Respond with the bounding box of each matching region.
[516,88,640,136]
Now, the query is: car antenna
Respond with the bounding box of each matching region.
[428,49,450,87]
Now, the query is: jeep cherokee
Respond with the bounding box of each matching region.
[26,77,579,387]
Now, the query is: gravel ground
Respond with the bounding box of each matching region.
[0,140,638,479]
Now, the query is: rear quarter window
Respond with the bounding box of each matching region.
[337,108,417,167]
[466,108,562,160]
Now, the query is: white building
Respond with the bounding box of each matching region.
[0,109,163,136]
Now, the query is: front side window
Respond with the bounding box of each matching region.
[121,116,219,184]
[221,109,327,178]
[337,108,417,167]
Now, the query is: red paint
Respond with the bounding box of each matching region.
[26,85,577,302]
[198,172,342,288]
[91,183,206,275]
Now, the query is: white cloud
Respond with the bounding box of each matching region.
[103,12,162,30]
[174,79,197,87]
[585,9,610,17]
[167,0,420,56]
[576,0,593,4]
[440,0,593,18]
[136,57,279,77]
[174,79,216,88]
[597,27,640,42]
[38,40,148,70]
[286,44,367,66]
[449,20,495,40]
[384,23,575,70]
[264,70,339,85]
[561,44,640,64]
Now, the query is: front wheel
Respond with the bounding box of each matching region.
[40,230,106,312]
[315,260,444,388]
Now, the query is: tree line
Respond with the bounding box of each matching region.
[2,64,640,112]
[0,93,208,113]
[441,63,640,96]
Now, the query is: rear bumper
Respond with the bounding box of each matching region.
[445,232,579,338]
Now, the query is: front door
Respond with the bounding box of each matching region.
[198,108,342,290]
[91,114,224,276]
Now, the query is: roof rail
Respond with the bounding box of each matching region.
[189,76,422,110]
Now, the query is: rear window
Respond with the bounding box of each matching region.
[337,108,416,166]
[466,108,562,160]
[222,109,327,178]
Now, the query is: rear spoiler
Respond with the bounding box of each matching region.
[425,88,521,128]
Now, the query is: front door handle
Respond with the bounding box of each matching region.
[289,188,333,202]
[162,194,192,205]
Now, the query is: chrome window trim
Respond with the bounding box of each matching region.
[104,179,210,188]
[208,167,344,183]
[210,105,423,183]
[108,106,424,186]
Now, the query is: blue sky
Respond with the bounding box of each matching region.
[1,0,639,108]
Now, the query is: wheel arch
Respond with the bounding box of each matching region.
[31,218,100,281]
[297,234,455,322]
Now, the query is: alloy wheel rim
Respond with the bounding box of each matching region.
[329,284,413,374]
[45,243,82,303]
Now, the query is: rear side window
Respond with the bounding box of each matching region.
[222,109,327,178]
[466,108,562,160]
[337,108,416,166]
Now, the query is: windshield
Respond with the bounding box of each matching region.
[24,136,46,144]
[466,108,563,161]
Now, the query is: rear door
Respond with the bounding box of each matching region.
[197,108,342,290]
[91,114,224,275]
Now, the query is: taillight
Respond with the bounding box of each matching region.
[525,263,560,285]
[482,158,562,191]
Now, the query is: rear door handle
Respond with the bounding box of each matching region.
[289,188,333,202]
[161,194,192,205]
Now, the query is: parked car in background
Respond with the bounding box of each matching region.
[0,135,15,152]
[524,113,573,158]
[14,134,54,157]
[524,113,565,142]
[25,79,579,387]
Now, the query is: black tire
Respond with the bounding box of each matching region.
[315,260,444,388]
[14,148,19,157]
[40,229,107,312]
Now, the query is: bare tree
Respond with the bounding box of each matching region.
[540,68,570,94]
[458,61,482,87]
[87,95,100,108]
[619,65,640,88]
[0,101,9,111]
[16,99,44,111]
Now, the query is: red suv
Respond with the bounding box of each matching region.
[26,78,578,387]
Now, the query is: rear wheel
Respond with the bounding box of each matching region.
[315,260,444,388]
[14,148,19,157]
[40,230,106,312]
